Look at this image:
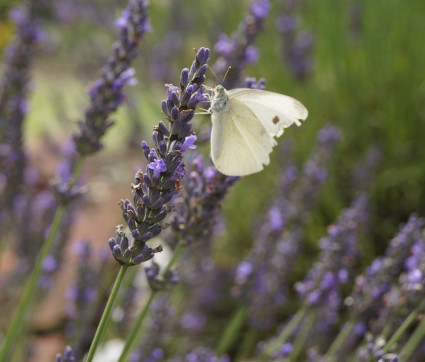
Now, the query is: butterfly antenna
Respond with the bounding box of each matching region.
[222,66,232,84]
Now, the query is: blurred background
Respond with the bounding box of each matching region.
[1,0,425,360]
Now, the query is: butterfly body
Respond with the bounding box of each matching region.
[209,85,308,177]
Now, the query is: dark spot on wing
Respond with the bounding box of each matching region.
[272,116,279,124]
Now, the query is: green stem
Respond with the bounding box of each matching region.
[261,306,306,360]
[323,318,355,360]
[0,157,84,362]
[0,208,66,361]
[290,313,315,362]
[234,329,258,362]
[383,300,425,354]
[215,306,248,356]
[118,243,185,362]
[0,158,84,362]
[399,306,425,361]
[85,265,129,362]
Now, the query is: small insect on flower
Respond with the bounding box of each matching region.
[208,85,308,176]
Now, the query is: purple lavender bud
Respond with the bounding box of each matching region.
[141,232,153,242]
[177,109,195,123]
[166,99,174,114]
[196,47,210,65]
[152,208,167,223]
[141,141,150,159]
[149,224,162,237]
[180,68,189,88]
[159,141,167,156]
[157,121,169,136]
[195,64,208,78]
[131,228,140,240]
[112,245,122,259]
[171,119,182,136]
[161,100,168,116]
[171,92,180,107]
[171,106,179,121]
[152,197,165,209]
[187,90,206,109]
[181,85,194,106]
[178,123,192,138]
[108,238,117,251]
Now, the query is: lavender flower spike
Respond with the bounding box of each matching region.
[108,47,210,266]
[56,346,75,362]
[213,0,271,86]
[0,2,43,229]
[73,0,150,156]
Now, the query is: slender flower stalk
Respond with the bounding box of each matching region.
[0,160,82,362]
[85,265,128,362]
[118,245,184,362]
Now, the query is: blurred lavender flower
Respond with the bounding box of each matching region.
[169,347,230,362]
[65,240,116,360]
[213,0,271,87]
[169,155,239,248]
[243,77,266,90]
[73,0,150,155]
[347,214,425,322]
[276,3,314,81]
[295,194,368,331]
[348,2,365,42]
[0,2,43,231]
[108,47,210,266]
[355,334,399,362]
[130,295,175,362]
[233,124,341,330]
[56,345,75,362]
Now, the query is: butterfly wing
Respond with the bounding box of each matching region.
[211,97,276,176]
[228,88,308,138]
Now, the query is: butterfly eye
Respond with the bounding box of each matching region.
[216,85,224,93]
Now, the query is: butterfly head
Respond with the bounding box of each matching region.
[209,85,229,114]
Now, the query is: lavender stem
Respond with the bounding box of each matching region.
[85,265,128,362]
[383,299,425,354]
[261,306,306,359]
[118,243,184,362]
[398,302,425,361]
[323,319,356,359]
[215,306,248,355]
[0,156,83,361]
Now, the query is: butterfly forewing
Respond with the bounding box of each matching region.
[211,97,275,176]
[228,88,308,138]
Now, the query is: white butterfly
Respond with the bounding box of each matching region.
[208,85,308,176]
